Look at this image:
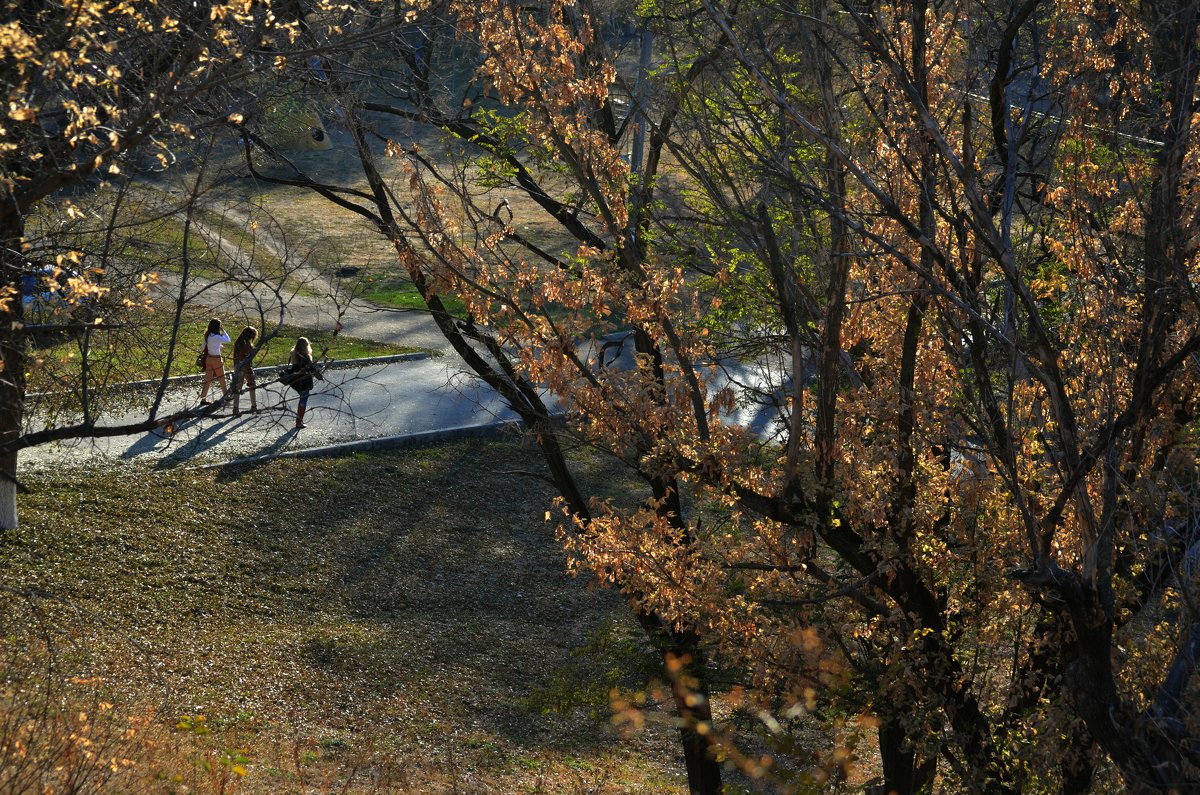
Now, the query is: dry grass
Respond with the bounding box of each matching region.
[0,439,689,793]
[199,117,593,310]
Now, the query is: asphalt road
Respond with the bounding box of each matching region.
[19,345,786,474]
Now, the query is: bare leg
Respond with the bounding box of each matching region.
[213,362,229,401]
[231,373,243,414]
[199,368,213,402]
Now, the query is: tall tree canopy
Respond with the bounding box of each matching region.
[31,0,1198,790]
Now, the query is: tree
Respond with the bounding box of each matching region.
[242,0,1200,790]
[696,0,1200,789]
[0,0,368,528]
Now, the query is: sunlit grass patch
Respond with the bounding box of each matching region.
[356,272,468,317]
[25,305,427,393]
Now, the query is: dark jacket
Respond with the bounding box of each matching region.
[288,352,323,393]
[233,336,255,365]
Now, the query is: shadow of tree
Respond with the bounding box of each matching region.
[219,437,664,755]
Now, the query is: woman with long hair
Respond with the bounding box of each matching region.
[286,336,323,429]
[231,326,259,416]
[198,318,231,405]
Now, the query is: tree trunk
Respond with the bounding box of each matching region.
[1059,745,1094,794]
[676,712,721,795]
[0,214,27,530]
[631,608,722,794]
[666,642,722,795]
[1067,603,1197,793]
[879,718,935,795]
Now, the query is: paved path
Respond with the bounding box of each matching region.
[19,343,784,473]
[19,354,528,472]
[13,189,514,471]
[139,189,455,355]
[19,198,785,472]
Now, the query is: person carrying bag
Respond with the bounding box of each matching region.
[282,336,323,429]
[198,318,231,405]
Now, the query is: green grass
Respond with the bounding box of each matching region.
[30,189,232,283]
[166,316,418,370]
[27,307,429,391]
[197,319,418,369]
[357,272,468,317]
[136,210,228,283]
[0,440,687,794]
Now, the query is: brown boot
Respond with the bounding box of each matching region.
[295,406,307,429]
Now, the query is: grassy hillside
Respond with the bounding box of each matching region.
[0,440,687,794]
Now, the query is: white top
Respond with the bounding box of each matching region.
[204,330,231,356]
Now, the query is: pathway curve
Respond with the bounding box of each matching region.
[154,195,454,355]
[20,192,514,472]
[19,193,785,472]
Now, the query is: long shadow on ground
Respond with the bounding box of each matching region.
[213,435,669,762]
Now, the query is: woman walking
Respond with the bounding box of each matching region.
[231,326,259,416]
[198,318,231,405]
[286,336,323,429]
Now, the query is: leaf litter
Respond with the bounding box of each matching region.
[0,439,687,793]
